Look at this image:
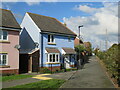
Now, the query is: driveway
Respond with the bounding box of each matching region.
[60,56,115,88]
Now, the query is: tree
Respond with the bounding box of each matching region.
[75,45,86,53]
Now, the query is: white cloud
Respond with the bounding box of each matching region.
[1,0,58,6]
[63,2,118,50]
[25,0,58,6]
[74,5,97,13]
[24,0,41,6]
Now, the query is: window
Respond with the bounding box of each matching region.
[0,30,8,40]
[56,54,58,62]
[48,35,54,43]
[68,37,71,42]
[0,54,8,65]
[47,53,59,63]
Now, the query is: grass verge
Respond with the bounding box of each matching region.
[1,74,34,82]
[4,79,65,89]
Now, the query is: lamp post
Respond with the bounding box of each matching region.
[78,25,83,69]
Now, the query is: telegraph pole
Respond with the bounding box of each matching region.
[100,40,101,51]
[105,29,108,50]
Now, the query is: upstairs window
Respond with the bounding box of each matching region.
[48,35,54,43]
[0,54,8,65]
[0,30,8,41]
[68,37,71,42]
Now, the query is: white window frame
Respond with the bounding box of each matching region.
[48,35,55,43]
[47,53,60,63]
[0,54,8,66]
[0,30,8,41]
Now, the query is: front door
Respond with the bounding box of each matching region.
[64,55,70,68]
[32,50,39,72]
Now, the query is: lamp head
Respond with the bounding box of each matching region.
[78,25,83,28]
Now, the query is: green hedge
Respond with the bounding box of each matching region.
[97,44,120,85]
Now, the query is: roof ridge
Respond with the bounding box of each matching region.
[0,8,11,12]
[54,18,77,36]
[26,12,77,36]
[27,12,55,19]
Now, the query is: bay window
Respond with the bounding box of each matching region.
[47,53,59,63]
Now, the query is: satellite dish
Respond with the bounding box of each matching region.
[35,42,39,48]
[14,45,20,49]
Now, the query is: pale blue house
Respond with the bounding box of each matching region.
[20,12,77,73]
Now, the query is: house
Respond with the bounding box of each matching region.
[0,9,21,75]
[74,37,83,47]
[84,42,92,55]
[20,12,77,73]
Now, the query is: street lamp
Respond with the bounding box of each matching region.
[78,25,83,39]
[77,25,83,69]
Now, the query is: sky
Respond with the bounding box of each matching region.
[1,0,119,51]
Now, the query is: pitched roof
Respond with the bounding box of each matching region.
[62,47,76,54]
[46,48,60,53]
[27,12,76,36]
[20,48,39,54]
[0,9,21,29]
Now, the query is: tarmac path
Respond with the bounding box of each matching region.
[60,56,115,88]
[2,56,115,88]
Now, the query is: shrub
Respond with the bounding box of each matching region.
[96,43,119,86]
[40,68,51,73]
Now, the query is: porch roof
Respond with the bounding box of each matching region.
[45,48,60,53]
[62,48,76,54]
[20,48,39,54]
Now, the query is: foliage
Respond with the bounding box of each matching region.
[8,79,66,89]
[1,74,34,82]
[66,68,77,72]
[85,42,92,54]
[75,45,86,53]
[96,43,120,86]
[93,48,100,55]
[40,68,51,73]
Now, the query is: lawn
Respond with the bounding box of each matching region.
[1,74,34,82]
[5,79,65,89]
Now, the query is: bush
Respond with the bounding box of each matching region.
[96,43,119,86]
[40,68,51,73]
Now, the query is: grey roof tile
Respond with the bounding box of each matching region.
[27,12,76,36]
[0,9,21,29]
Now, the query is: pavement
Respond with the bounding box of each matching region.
[60,56,115,88]
[2,56,115,88]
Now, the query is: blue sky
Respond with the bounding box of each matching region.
[2,2,104,23]
[2,2,118,50]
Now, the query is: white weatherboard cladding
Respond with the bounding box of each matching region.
[61,49,66,55]
[21,13,41,43]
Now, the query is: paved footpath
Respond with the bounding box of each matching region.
[2,56,115,88]
[60,56,115,88]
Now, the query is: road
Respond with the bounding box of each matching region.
[60,56,115,88]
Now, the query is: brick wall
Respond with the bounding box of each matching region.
[70,65,75,67]
[0,69,19,75]
[40,66,60,72]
